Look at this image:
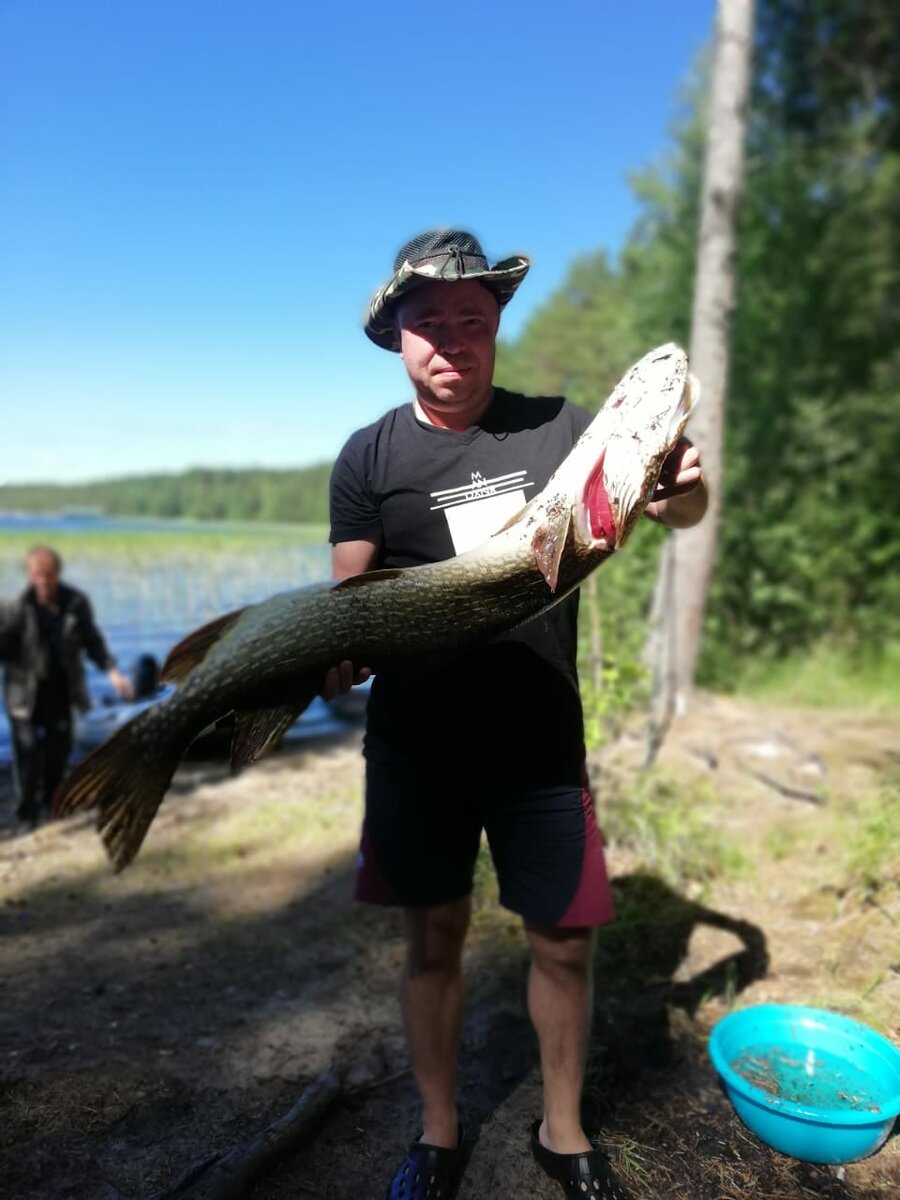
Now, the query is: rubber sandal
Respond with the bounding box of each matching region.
[530,1120,632,1200]
[385,1125,471,1200]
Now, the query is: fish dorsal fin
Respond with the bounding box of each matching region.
[531,507,573,593]
[333,568,404,590]
[161,608,245,683]
[493,495,538,536]
[231,698,313,768]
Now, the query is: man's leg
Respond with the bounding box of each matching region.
[39,711,72,817]
[10,718,40,826]
[403,897,471,1149]
[525,921,596,1154]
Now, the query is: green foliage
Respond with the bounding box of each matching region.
[602,770,745,890]
[0,463,333,525]
[577,524,667,745]
[736,641,900,712]
[495,250,641,413]
[845,772,900,902]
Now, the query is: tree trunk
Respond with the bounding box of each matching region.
[647,0,755,755]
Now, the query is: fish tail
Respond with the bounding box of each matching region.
[53,711,187,871]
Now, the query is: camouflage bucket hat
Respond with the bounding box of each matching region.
[364,229,530,351]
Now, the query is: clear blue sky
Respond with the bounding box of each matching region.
[1,0,712,485]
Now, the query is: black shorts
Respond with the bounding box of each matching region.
[355,748,614,928]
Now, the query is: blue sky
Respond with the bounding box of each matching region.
[1,0,712,485]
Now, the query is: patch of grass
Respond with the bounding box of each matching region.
[763,820,802,863]
[844,772,900,901]
[737,641,900,712]
[601,769,745,890]
[155,787,363,876]
[0,521,328,560]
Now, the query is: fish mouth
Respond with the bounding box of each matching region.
[581,453,618,547]
[575,371,698,549]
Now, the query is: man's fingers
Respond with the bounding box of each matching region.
[323,661,369,700]
[321,666,339,701]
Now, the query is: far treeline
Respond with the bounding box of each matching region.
[0,464,333,526]
[3,2,896,690]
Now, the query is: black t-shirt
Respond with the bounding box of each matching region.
[329,388,592,784]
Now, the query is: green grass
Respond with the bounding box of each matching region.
[601,769,745,890]
[844,771,900,901]
[736,641,900,712]
[0,521,328,562]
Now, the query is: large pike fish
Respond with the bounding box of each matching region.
[55,343,697,869]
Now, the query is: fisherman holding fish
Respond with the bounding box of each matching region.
[0,546,133,829]
[326,231,707,1200]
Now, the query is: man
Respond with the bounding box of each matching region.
[0,546,133,828]
[325,230,707,1200]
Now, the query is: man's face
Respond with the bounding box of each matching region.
[26,552,60,605]
[395,280,500,416]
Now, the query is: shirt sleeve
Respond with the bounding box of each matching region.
[329,431,382,545]
[77,594,116,671]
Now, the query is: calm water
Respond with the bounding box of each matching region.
[0,514,335,767]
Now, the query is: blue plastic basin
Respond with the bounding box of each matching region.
[708,1005,900,1163]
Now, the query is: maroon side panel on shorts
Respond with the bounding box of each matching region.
[355,820,400,905]
[557,787,615,927]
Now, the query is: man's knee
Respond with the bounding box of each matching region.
[525,922,595,979]
[405,899,471,976]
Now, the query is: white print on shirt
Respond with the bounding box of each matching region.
[430,469,535,554]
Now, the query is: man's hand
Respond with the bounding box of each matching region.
[321,660,371,702]
[644,437,708,529]
[107,667,134,701]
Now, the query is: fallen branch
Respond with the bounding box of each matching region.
[153,1065,343,1200]
[741,766,824,806]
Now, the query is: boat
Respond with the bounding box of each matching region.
[72,654,371,761]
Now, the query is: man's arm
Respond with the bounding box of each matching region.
[322,538,381,700]
[77,594,134,699]
[0,600,22,663]
[333,537,381,582]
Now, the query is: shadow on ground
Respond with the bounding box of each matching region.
[1,771,896,1200]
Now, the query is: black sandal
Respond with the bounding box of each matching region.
[385,1126,471,1200]
[530,1121,632,1200]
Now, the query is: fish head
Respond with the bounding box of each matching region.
[573,343,697,553]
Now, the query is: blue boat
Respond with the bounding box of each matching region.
[0,652,371,768]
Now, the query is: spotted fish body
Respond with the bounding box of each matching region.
[55,343,696,869]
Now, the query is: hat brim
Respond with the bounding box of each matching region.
[364,254,530,351]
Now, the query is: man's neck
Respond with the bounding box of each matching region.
[413,387,494,432]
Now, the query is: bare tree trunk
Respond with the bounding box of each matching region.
[647,0,755,757]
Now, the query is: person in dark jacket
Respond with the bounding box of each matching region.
[0,545,133,827]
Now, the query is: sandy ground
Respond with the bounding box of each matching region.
[1,695,898,1200]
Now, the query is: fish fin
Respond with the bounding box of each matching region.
[531,507,572,593]
[493,495,538,536]
[230,695,315,768]
[161,608,245,682]
[52,711,185,872]
[333,568,404,590]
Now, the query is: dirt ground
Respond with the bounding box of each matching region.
[1,695,898,1200]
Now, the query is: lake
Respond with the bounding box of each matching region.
[0,514,336,768]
